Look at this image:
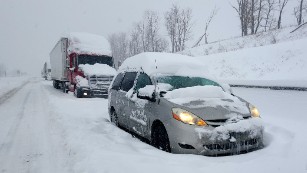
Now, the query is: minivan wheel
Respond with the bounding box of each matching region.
[151,124,171,152]
[110,111,119,126]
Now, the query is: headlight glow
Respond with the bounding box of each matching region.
[172,108,207,126]
[249,104,260,118]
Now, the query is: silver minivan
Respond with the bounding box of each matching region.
[108,52,264,156]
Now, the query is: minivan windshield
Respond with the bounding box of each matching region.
[157,75,220,91]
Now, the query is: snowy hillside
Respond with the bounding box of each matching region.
[178,25,307,87]
[195,37,307,87]
[182,25,307,57]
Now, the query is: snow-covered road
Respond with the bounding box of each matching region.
[0,79,71,173]
[0,79,306,173]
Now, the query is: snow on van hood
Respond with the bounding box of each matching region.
[66,32,112,56]
[164,86,250,115]
[78,63,116,76]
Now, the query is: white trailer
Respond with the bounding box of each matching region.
[50,38,68,89]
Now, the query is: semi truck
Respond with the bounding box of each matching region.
[41,62,51,80]
[50,32,116,98]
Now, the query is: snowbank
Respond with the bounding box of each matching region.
[195,38,307,87]
[78,63,116,76]
[66,32,112,56]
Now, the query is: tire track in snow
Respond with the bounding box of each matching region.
[0,90,31,154]
[0,80,29,105]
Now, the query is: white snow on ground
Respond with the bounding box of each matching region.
[65,32,112,56]
[1,80,300,173]
[182,25,307,57]
[195,38,307,87]
[0,76,29,97]
[79,63,117,76]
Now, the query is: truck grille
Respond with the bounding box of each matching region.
[88,75,114,89]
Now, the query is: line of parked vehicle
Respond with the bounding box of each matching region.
[49,32,264,156]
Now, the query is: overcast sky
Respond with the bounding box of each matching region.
[0,0,297,76]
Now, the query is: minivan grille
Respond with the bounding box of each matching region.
[204,138,258,151]
[206,117,250,127]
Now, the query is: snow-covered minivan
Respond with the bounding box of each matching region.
[108,52,264,156]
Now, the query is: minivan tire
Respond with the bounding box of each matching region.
[110,110,119,126]
[151,124,171,152]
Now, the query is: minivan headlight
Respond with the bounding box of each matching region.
[172,108,207,126]
[249,104,260,118]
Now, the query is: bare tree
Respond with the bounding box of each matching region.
[232,0,250,36]
[263,0,277,31]
[255,0,266,33]
[294,0,307,25]
[129,23,143,56]
[233,0,268,36]
[144,10,161,52]
[165,4,193,52]
[193,7,218,47]
[108,33,129,68]
[277,0,289,29]
[128,11,168,57]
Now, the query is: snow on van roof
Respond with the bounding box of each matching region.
[65,32,112,56]
[119,52,212,78]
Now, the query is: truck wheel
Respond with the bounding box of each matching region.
[74,88,82,98]
[53,80,60,89]
[62,82,68,93]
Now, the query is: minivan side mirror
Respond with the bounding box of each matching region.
[137,85,156,102]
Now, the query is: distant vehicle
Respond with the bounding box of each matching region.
[41,62,51,80]
[50,32,116,98]
[108,52,264,156]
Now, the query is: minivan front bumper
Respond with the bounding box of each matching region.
[166,118,264,156]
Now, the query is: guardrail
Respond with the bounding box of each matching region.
[230,84,307,91]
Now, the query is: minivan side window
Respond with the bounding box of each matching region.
[121,72,137,92]
[135,73,152,91]
[111,73,124,90]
